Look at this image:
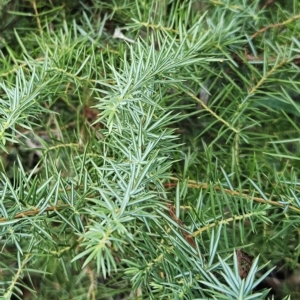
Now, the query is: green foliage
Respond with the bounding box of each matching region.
[0,0,300,299]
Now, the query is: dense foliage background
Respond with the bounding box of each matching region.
[1,0,300,299]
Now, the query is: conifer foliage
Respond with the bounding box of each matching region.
[0,0,300,299]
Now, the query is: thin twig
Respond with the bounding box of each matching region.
[31,0,43,36]
[251,14,300,39]
[166,178,300,214]
[0,204,70,223]
[4,253,31,298]
[185,90,239,133]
